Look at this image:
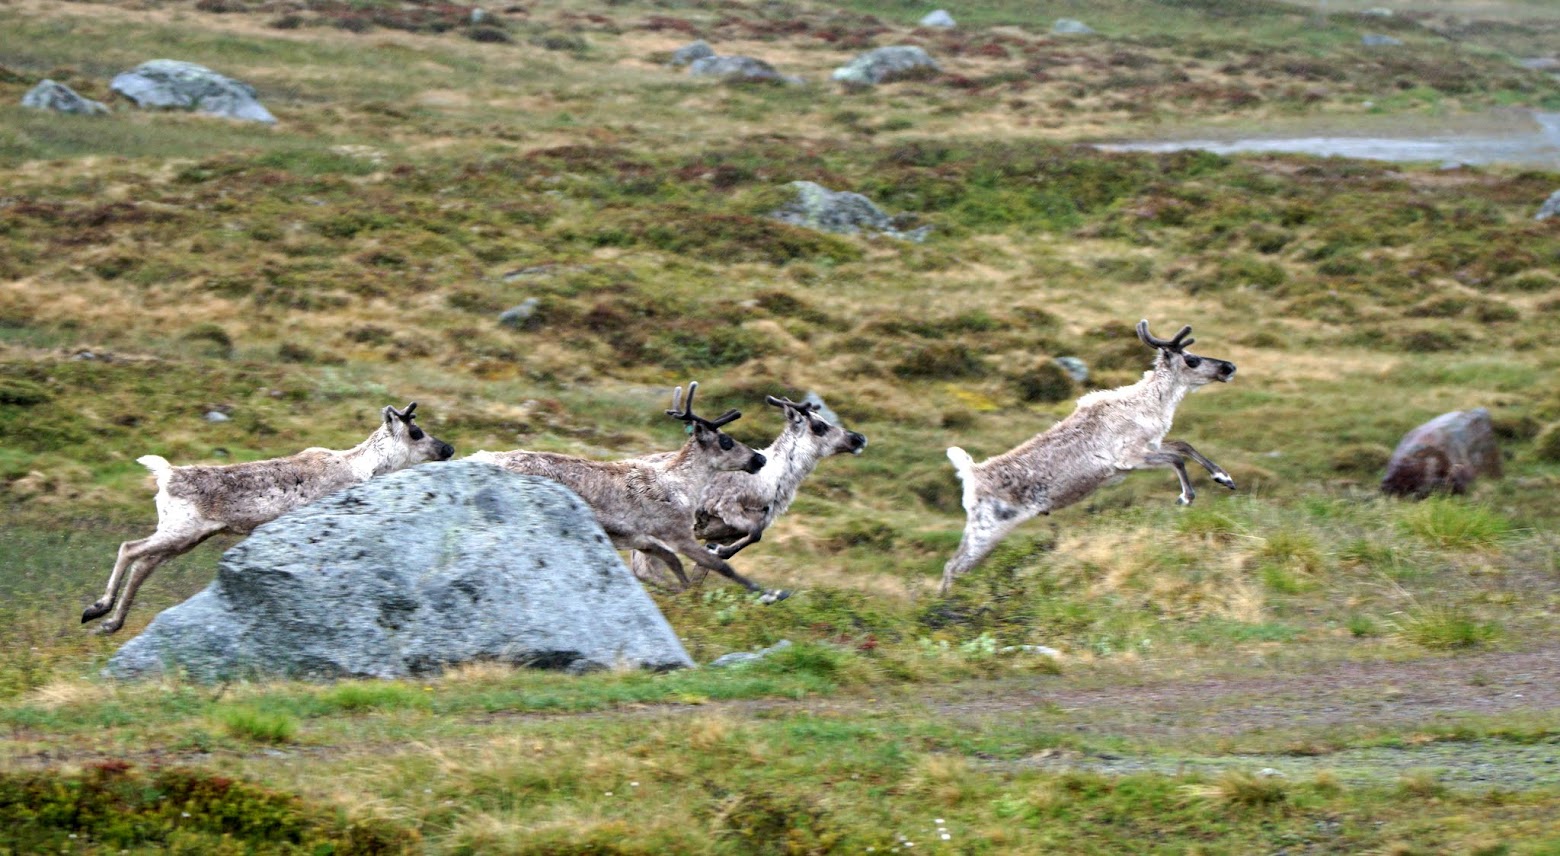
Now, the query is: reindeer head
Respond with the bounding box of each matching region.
[766,395,867,457]
[666,382,766,474]
[1136,320,1236,387]
[381,402,456,463]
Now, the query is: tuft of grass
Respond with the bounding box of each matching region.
[1182,769,1289,808]
[1390,605,1501,650]
[213,705,298,744]
[1398,500,1512,551]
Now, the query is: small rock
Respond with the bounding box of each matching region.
[771,180,929,242]
[1054,356,1089,384]
[802,391,841,427]
[1361,34,1404,47]
[470,7,487,24]
[21,80,110,116]
[1361,7,1394,16]
[1257,767,1286,778]
[1381,408,1502,499]
[670,40,715,67]
[709,639,792,668]
[1518,57,1560,72]
[498,297,542,330]
[919,9,955,28]
[110,59,276,123]
[204,411,231,423]
[1052,18,1095,35]
[1535,190,1560,221]
[688,55,800,85]
[1000,644,1062,657]
[831,45,939,88]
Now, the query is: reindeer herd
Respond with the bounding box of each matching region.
[82,321,1237,634]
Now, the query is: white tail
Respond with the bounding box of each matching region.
[947,447,977,512]
[137,455,172,487]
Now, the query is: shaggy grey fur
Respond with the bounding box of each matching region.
[941,321,1237,593]
[84,403,454,634]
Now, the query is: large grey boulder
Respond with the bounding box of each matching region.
[1381,408,1502,499]
[670,39,716,67]
[110,59,276,123]
[21,80,109,116]
[771,180,930,243]
[108,462,694,682]
[688,55,800,84]
[832,45,939,88]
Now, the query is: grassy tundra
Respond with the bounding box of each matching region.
[3,0,1560,851]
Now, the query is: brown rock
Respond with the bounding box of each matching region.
[1381,408,1502,499]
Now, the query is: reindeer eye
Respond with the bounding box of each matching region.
[1184,355,1202,368]
[810,420,829,436]
[718,435,733,451]
[409,426,425,440]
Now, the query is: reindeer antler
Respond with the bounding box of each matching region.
[765,395,819,413]
[401,402,418,420]
[1136,320,1195,352]
[668,382,742,430]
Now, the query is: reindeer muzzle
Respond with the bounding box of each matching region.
[1217,361,1236,382]
[847,432,868,454]
[438,442,456,460]
[745,452,766,474]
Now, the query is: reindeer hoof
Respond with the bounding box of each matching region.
[1176,494,1193,506]
[91,620,123,636]
[1214,473,1237,491]
[759,589,791,605]
[81,603,110,623]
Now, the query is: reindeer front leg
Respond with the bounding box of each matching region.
[710,529,760,560]
[676,535,789,603]
[1161,439,1236,491]
[1140,450,1198,505]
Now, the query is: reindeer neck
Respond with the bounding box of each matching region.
[659,440,719,486]
[341,427,404,480]
[759,425,822,495]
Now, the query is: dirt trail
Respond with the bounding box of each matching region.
[7,647,1559,788]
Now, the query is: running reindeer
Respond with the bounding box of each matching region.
[468,382,791,603]
[84,403,455,634]
[940,320,1237,594]
[629,395,866,588]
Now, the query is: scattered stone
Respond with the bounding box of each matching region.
[1361,7,1394,16]
[1054,356,1089,384]
[498,297,542,330]
[203,411,231,423]
[107,462,695,682]
[919,9,955,28]
[802,391,841,427]
[470,7,487,24]
[688,55,799,84]
[770,180,930,243]
[1535,190,1560,221]
[110,59,276,123]
[670,39,715,67]
[1052,18,1095,35]
[709,638,792,668]
[831,45,939,88]
[21,80,109,116]
[1361,34,1404,47]
[1000,644,1061,658]
[1381,408,1502,499]
[1518,58,1560,72]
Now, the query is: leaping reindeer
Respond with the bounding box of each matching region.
[940,320,1237,594]
[84,403,455,634]
[468,382,791,603]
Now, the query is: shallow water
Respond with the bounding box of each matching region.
[1101,110,1560,169]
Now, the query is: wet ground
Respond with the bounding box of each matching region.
[1101,110,1560,169]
